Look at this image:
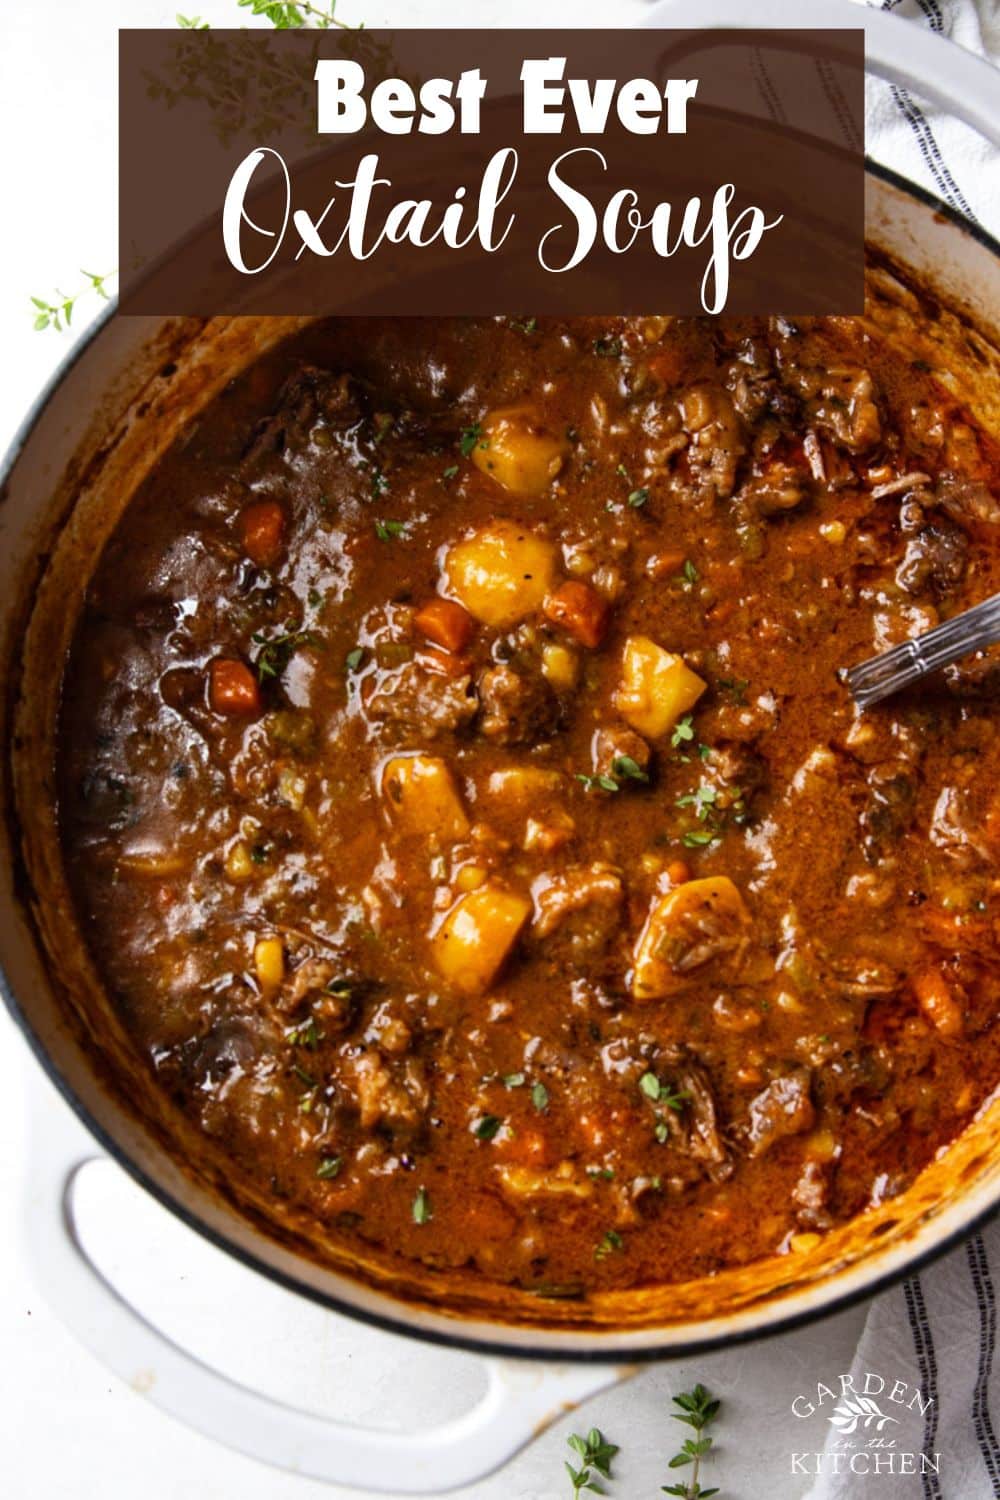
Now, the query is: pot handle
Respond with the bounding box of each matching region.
[24,1099,625,1494]
[643,0,1000,149]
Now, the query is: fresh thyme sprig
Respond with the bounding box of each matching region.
[34,0,364,333]
[30,270,116,332]
[238,0,349,25]
[662,1385,721,1499]
[565,1427,619,1496]
[251,625,315,681]
[181,1,352,30]
[576,755,648,795]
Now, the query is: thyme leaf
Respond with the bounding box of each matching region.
[566,1427,619,1496]
[661,1385,721,1498]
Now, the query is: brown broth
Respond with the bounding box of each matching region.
[58,313,1000,1293]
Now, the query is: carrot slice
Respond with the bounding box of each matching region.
[913,967,964,1038]
[543,580,610,649]
[238,499,285,567]
[209,658,261,716]
[415,647,470,679]
[414,597,475,654]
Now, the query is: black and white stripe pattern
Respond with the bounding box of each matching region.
[808,1229,1000,1498]
[869,0,989,228]
[967,1235,1000,1491]
[902,1275,944,1500]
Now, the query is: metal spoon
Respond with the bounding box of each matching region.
[844,591,1000,711]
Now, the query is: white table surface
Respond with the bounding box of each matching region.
[1,2,873,1495]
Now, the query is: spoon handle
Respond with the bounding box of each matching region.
[844,591,1000,711]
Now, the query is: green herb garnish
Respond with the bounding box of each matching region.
[374,519,407,541]
[412,1186,432,1224]
[566,1428,619,1497]
[459,421,484,457]
[30,269,114,332]
[611,754,649,784]
[682,829,720,848]
[662,1385,721,1498]
[316,1155,341,1180]
[676,785,718,821]
[532,1081,550,1112]
[252,626,314,682]
[473,1115,502,1141]
[640,1072,689,1113]
[286,1018,321,1049]
[40,2,362,337]
[594,1229,624,1261]
[716,676,749,704]
[628,488,649,508]
[236,0,348,26]
[672,715,695,749]
[576,773,620,794]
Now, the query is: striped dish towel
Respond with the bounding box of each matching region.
[809,7,999,1495]
[806,1232,1000,1498]
[853,0,1000,234]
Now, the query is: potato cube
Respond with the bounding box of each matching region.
[497,1162,593,1200]
[486,767,564,801]
[540,642,579,691]
[432,883,531,995]
[443,522,557,628]
[254,936,285,990]
[614,635,707,739]
[225,840,255,882]
[523,810,575,853]
[454,862,488,892]
[471,407,570,495]
[632,876,750,1001]
[381,755,469,841]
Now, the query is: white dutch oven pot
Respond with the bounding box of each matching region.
[3,0,1000,1490]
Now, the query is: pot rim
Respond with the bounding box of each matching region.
[4,160,1000,1364]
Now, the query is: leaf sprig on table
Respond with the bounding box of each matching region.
[31,0,365,331]
[662,1384,722,1499]
[565,1427,619,1496]
[30,270,115,332]
[181,0,352,28]
[235,0,351,26]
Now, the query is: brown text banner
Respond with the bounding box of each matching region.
[119,28,865,316]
